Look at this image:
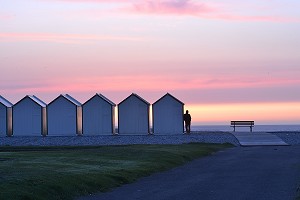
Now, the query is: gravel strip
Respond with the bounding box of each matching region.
[270,132,300,145]
[0,132,239,147]
[2,132,299,147]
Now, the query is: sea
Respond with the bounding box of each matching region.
[191,125,300,132]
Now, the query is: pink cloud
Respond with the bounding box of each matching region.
[2,73,300,105]
[0,32,145,44]
[0,14,14,20]
[206,14,300,23]
[39,0,129,2]
[126,1,298,22]
[3,74,298,95]
[38,0,299,22]
[129,0,216,16]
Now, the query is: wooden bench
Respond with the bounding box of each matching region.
[231,121,254,132]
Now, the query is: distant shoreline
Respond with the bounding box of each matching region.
[191,124,300,132]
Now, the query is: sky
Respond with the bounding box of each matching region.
[1,0,300,125]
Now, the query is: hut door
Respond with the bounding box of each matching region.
[172,104,182,132]
[102,105,111,134]
[88,105,98,134]
[22,105,31,135]
[137,104,146,133]
[32,107,41,134]
[65,107,75,134]
[163,104,176,133]
[0,106,5,134]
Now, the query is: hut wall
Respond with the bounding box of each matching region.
[47,97,77,136]
[153,95,184,134]
[7,108,13,136]
[83,97,114,135]
[42,107,47,136]
[111,106,115,134]
[118,96,149,134]
[0,104,6,136]
[77,106,82,135]
[13,98,43,136]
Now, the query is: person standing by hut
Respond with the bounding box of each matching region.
[183,110,191,134]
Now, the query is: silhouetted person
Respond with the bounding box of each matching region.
[183,110,191,134]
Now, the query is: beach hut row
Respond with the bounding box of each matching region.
[0,93,184,136]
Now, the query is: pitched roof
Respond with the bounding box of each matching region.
[153,93,184,105]
[48,94,81,107]
[0,95,13,107]
[62,94,82,106]
[14,95,47,108]
[97,93,116,106]
[118,93,150,106]
[28,95,47,107]
[84,93,116,106]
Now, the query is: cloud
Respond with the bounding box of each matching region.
[2,72,300,104]
[8,74,298,94]
[40,0,127,2]
[128,0,216,16]
[206,14,300,23]
[37,0,299,22]
[0,14,14,20]
[126,0,298,22]
[39,0,135,3]
[0,32,145,44]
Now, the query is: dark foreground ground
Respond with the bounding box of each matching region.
[77,146,300,200]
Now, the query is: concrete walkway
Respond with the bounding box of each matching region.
[232,132,289,146]
[77,146,300,200]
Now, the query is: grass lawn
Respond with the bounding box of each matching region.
[0,143,232,200]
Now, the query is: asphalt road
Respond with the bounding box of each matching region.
[77,146,300,200]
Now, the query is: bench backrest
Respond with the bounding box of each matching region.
[231,121,254,126]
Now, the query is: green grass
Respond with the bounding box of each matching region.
[0,143,233,200]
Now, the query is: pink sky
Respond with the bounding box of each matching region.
[1,0,300,125]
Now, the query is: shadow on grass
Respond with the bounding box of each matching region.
[0,143,233,200]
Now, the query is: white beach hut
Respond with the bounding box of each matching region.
[152,93,184,134]
[118,93,150,134]
[47,94,82,136]
[82,93,116,135]
[0,95,13,136]
[13,95,47,136]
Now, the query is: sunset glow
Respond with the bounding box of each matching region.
[1,0,300,125]
[186,102,300,125]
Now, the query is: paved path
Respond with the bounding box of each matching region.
[232,132,289,146]
[77,146,300,200]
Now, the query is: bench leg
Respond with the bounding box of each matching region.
[250,126,252,132]
[233,126,235,132]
